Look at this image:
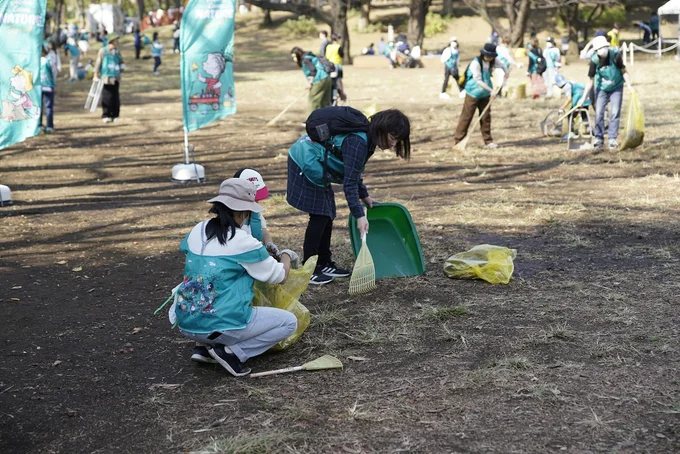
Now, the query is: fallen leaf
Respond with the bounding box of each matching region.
[72,267,83,272]
[130,327,143,334]
[55,260,67,265]
[10,298,20,301]
[52,360,62,367]
[11,286,22,290]
[348,356,368,361]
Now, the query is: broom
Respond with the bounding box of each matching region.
[454,88,500,151]
[349,232,376,295]
[249,355,343,378]
[266,91,307,126]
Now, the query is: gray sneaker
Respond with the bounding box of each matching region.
[593,140,604,150]
[608,139,619,150]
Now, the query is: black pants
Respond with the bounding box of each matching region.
[442,66,459,93]
[101,82,120,119]
[153,56,162,72]
[135,45,141,59]
[303,214,333,268]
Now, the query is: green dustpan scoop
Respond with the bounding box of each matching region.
[348,203,425,279]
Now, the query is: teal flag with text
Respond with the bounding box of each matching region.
[180,0,236,133]
[0,0,47,150]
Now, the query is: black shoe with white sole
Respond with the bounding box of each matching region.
[191,345,217,364]
[208,345,251,377]
[309,272,334,285]
[319,262,351,278]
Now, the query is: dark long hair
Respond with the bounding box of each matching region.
[368,109,411,160]
[291,46,304,68]
[205,203,239,246]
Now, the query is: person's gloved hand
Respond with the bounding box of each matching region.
[280,249,300,269]
[266,241,281,259]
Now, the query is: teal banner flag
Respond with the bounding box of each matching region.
[180,0,236,133]
[0,0,47,150]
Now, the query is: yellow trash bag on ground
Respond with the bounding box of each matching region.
[443,245,517,284]
[619,90,644,151]
[252,256,317,350]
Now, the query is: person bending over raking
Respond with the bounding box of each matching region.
[577,36,634,150]
[454,43,508,149]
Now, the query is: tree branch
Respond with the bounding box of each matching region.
[246,0,334,25]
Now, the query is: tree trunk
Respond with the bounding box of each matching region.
[441,0,453,17]
[559,5,580,62]
[507,0,531,47]
[358,0,370,32]
[330,0,351,64]
[408,0,431,48]
[263,9,272,26]
[464,0,532,48]
[137,0,146,21]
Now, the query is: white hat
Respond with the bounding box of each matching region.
[234,168,268,201]
[592,36,610,52]
[450,36,457,42]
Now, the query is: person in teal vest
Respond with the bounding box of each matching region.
[151,31,164,75]
[175,178,299,377]
[439,36,460,100]
[39,46,56,133]
[64,37,81,82]
[291,47,332,114]
[94,34,124,123]
[233,168,282,259]
[454,43,508,148]
[543,37,562,98]
[287,107,411,285]
[577,36,634,150]
[554,74,592,140]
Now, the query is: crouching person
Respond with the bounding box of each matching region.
[175,178,299,377]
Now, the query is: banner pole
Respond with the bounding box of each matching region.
[183,127,190,165]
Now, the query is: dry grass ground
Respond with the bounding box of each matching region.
[1,13,679,454]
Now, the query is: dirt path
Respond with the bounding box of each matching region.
[1,29,679,453]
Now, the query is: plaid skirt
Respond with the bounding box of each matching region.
[287,156,337,219]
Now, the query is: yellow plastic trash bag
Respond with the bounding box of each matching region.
[443,245,517,284]
[619,90,644,151]
[252,256,317,350]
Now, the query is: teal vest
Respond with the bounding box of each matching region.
[464,58,492,99]
[288,132,369,187]
[591,49,624,93]
[445,51,459,69]
[247,212,263,242]
[151,42,162,57]
[40,57,55,89]
[545,47,560,69]
[569,82,590,108]
[176,231,270,334]
[101,48,121,78]
[302,55,329,84]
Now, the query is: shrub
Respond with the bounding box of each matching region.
[425,12,450,38]
[555,6,627,31]
[282,16,318,38]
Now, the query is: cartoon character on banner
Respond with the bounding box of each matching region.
[1,66,39,122]
[188,52,234,113]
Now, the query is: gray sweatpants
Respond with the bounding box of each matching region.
[181,306,297,362]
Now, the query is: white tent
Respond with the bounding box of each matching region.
[658,0,680,57]
[659,0,680,15]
